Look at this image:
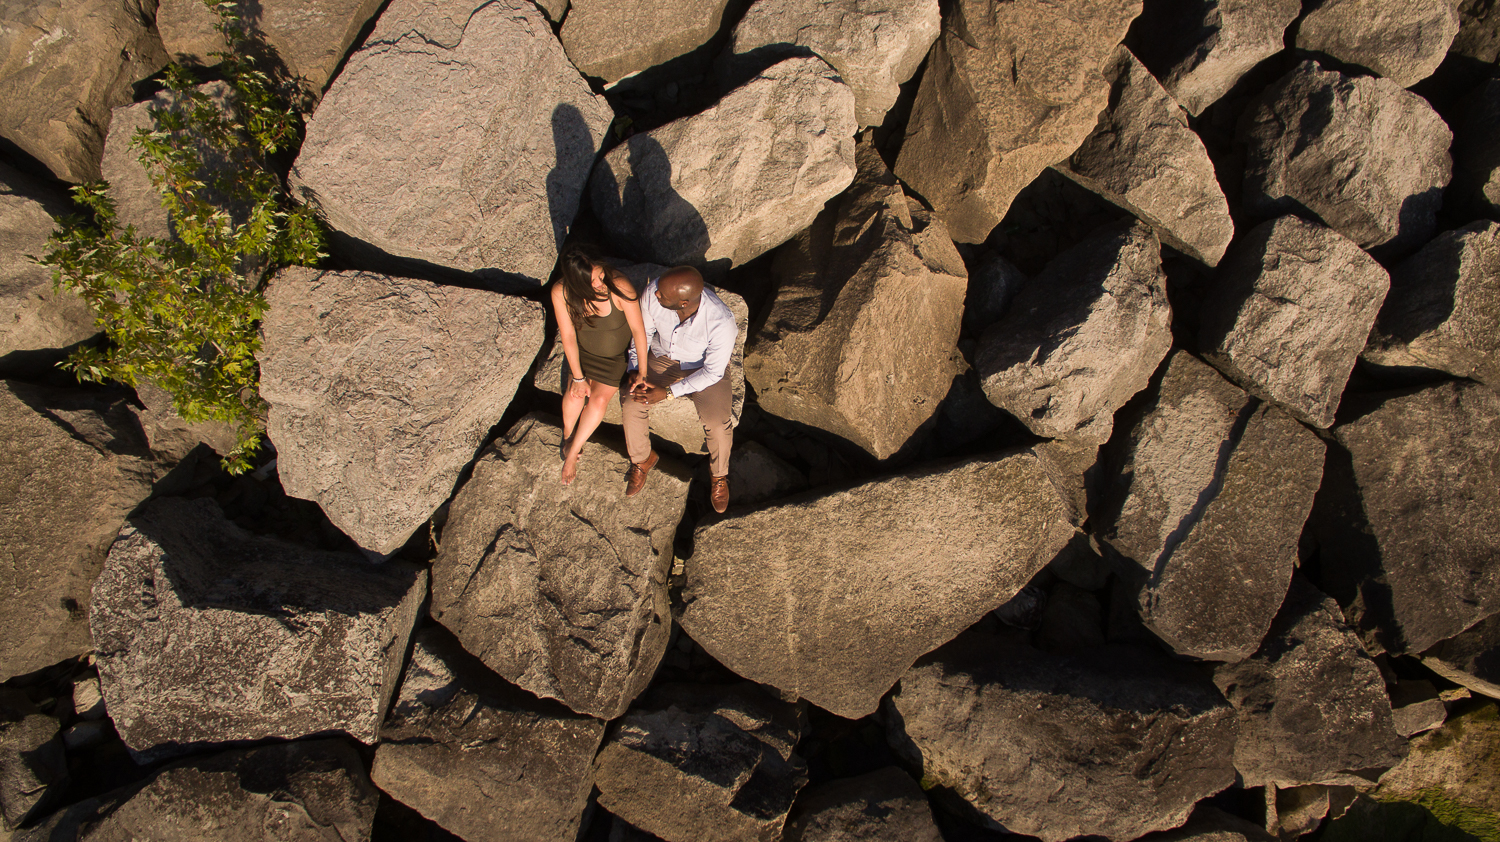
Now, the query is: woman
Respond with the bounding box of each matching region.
[550,243,649,485]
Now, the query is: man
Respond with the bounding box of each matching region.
[623,266,736,512]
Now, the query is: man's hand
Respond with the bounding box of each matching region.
[632,384,671,405]
[628,370,647,393]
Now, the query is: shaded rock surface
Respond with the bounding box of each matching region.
[562,0,731,84]
[782,767,942,842]
[0,163,92,368]
[290,0,613,287]
[429,415,689,720]
[887,632,1238,842]
[132,379,241,464]
[682,449,1073,718]
[91,497,426,761]
[1367,702,1500,819]
[744,141,967,460]
[975,220,1172,444]
[726,441,807,506]
[1451,79,1500,217]
[1296,0,1458,88]
[0,690,66,830]
[962,251,1027,335]
[1422,613,1500,700]
[258,267,544,556]
[1200,215,1390,429]
[1389,679,1449,736]
[1136,806,1277,841]
[592,55,856,269]
[1127,0,1301,116]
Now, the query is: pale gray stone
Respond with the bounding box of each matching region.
[1297,0,1458,88]
[290,0,613,288]
[783,767,942,842]
[91,497,426,762]
[561,0,730,83]
[1422,613,1500,701]
[1128,0,1301,116]
[1451,80,1500,217]
[0,163,92,367]
[70,676,104,721]
[258,267,543,556]
[0,691,66,831]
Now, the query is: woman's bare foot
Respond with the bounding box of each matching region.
[561,451,580,485]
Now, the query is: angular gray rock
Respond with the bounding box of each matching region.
[290,0,613,287]
[1200,215,1390,429]
[1422,613,1500,701]
[1451,80,1500,217]
[594,683,808,842]
[1312,380,1500,655]
[91,497,426,762]
[1388,679,1448,736]
[893,0,1142,243]
[0,381,156,681]
[0,690,67,830]
[372,627,606,842]
[724,0,940,127]
[258,267,544,556]
[1240,61,1452,255]
[682,448,1074,719]
[592,55,856,269]
[0,0,167,183]
[744,140,967,460]
[1296,0,1458,88]
[975,220,1172,444]
[1056,49,1234,267]
[561,0,730,84]
[1212,576,1409,787]
[1363,220,1500,388]
[887,633,1238,842]
[0,163,93,367]
[783,767,942,842]
[1127,0,1301,117]
[429,414,690,720]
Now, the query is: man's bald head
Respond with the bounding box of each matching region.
[656,267,704,313]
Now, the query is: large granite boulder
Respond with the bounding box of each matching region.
[372,627,606,842]
[429,415,689,720]
[290,0,613,288]
[1311,381,1500,655]
[1127,0,1301,117]
[1056,49,1234,267]
[724,0,940,127]
[1451,80,1500,217]
[1240,61,1452,256]
[1421,613,1500,700]
[591,55,856,269]
[258,267,543,556]
[975,220,1172,444]
[893,0,1142,244]
[1213,576,1408,787]
[561,0,731,84]
[91,497,426,762]
[593,683,808,842]
[0,381,156,680]
[1200,215,1390,429]
[783,767,942,842]
[1296,0,1458,88]
[0,0,167,183]
[744,140,967,460]
[0,164,93,369]
[887,633,1238,842]
[1363,220,1500,388]
[682,449,1074,719]
[0,690,67,830]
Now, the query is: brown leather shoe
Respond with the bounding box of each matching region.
[709,474,729,513]
[625,451,659,497]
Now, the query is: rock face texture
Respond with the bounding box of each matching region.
[1295,0,1458,88]
[0,382,156,681]
[1363,220,1500,388]
[593,683,808,842]
[1421,612,1500,700]
[290,0,613,287]
[783,767,942,842]
[1240,61,1452,255]
[887,633,1238,842]
[0,164,92,366]
[725,0,940,127]
[429,415,689,720]
[0,691,67,829]
[592,55,857,269]
[1199,216,1390,429]
[1056,49,1234,267]
[0,0,167,183]
[1366,701,1500,822]
[1214,577,1409,787]
[1451,80,1500,217]
[975,220,1173,444]
[258,267,543,556]
[682,449,1074,719]
[744,141,967,460]
[1313,381,1500,655]
[561,0,731,83]
[91,497,427,761]
[1127,0,1301,116]
[894,0,1143,243]
[1138,806,1279,841]
[372,627,606,842]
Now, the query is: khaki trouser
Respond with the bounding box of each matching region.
[623,352,733,476]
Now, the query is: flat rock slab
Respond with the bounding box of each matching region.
[745,140,967,460]
[591,55,856,269]
[561,0,730,83]
[783,767,942,842]
[1422,613,1500,700]
[1213,576,1408,787]
[290,0,613,287]
[975,220,1172,444]
[1057,49,1234,267]
[0,163,92,366]
[1127,0,1300,116]
[429,414,689,720]
[372,627,605,842]
[1200,215,1390,429]
[682,448,1074,719]
[91,497,426,762]
[887,633,1238,842]
[1240,61,1452,256]
[258,266,544,556]
[1296,0,1458,88]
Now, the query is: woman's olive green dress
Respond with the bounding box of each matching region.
[575,302,631,385]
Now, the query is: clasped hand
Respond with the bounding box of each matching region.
[627,372,669,405]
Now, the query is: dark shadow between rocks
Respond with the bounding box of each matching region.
[588,133,726,278]
[1368,186,1447,266]
[549,103,597,253]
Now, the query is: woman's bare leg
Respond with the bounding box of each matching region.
[562,380,621,484]
[560,379,587,445]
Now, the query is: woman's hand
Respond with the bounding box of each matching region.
[568,377,590,398]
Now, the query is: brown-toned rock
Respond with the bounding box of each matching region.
[1127,0,1301,117]
[1422,613,1500,701]
[561,0,731,83]
[0,690,67,830]
[1296,0,1458,88]
[1451,79,1500,217]
[0,164,92,370]
[783,767,942,842]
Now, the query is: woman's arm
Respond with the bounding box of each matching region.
[550,283,589,396]
[618,285,650,392]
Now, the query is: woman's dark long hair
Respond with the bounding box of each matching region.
[558,243,637,332]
